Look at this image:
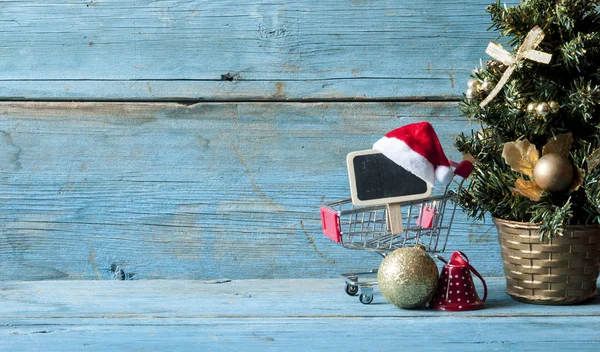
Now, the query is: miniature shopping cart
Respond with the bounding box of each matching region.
[320,159,473,304]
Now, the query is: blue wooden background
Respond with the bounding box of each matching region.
[0,0,515,280]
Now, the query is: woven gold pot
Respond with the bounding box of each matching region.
[494,217,600,305]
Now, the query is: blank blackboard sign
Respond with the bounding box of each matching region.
[347,149,432,206]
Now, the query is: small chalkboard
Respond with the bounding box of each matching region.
[347,149,432,206]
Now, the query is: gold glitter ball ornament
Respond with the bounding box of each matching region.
[377,245,438,309]
[533,153,574,192]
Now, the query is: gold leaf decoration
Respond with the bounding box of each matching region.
[502,140,539,177]
[586,146,600,172]
[542,132,573,156]
[462,153,476,164]
[512,178,543,201]
[569,167,584,193]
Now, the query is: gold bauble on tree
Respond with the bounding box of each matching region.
[480,79,493,92]
[465,88,477,100]
[377,245,438,309]
[549,101,560,114]
[536,102,551,117]
[467,79,479,89]
[533,153,574,192]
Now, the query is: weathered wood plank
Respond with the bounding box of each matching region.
[3,278,600,318]
[0,101,501,280]
[1,279,599,351]
[0,0,514,100]
[3,316,600,352]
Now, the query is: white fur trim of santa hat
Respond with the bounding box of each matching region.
[373,122,454,186]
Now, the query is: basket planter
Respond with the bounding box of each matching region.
[494,217,600,305]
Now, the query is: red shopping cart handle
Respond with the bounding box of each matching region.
[320,206,341,243]
[452,160,473,179]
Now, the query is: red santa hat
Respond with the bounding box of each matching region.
[373,122,454,185]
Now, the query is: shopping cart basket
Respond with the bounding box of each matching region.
[320,160,473,304]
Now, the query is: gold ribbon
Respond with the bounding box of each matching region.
[479,26,552,108]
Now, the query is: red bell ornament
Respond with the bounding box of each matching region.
[430,251,487,311]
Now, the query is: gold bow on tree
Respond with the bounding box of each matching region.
[480,26,553,108]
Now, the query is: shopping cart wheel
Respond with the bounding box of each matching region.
[345,284,359,296]
[359,293,373,304]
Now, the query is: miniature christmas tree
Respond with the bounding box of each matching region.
[455,0,600,238]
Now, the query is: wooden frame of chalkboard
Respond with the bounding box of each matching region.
[346,149,432,206]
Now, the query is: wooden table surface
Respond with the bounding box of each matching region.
[2,278,599,351]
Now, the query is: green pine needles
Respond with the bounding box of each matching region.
[456,0,600,238]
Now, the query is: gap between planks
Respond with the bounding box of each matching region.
[0,97,461,104]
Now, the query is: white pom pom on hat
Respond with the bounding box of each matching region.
[373,122,454,186]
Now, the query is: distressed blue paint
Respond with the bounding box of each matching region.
[1,279,599,351]
[0,0,518,100]
[0,1,524,280]
[5,318,600,352]
[3,278,599,318]
[0,102,501,280]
